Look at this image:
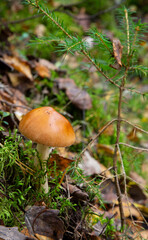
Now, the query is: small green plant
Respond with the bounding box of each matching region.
[0,111,10,126]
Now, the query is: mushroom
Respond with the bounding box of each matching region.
[19,106,75,193]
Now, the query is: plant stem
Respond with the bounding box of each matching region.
[113,81,125,230]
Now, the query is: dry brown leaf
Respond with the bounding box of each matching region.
[100,179,118,203]
[79,151,102,176]
[0,226,35,240]
[99,163,113,178]
[3,55,33,81]
[117,219,143,240]
[127,182,147,202]
[0,85,29,117]
[78,149,112,178]
[100,123,114,136]
[54,77,92,110]
[7,72,32,88]
[66,86,92,110]
[130,171,146,188]
[55,77,75,90]
[39,59,58,71]
[48,153,75,172]
[134,203,148,217]
[25,206,65,240]
[136,230,148,239]
[97,144,118,156]
[7,72,21,87]
[127,127,141,142]
[112,38,123,66]
[35,234,53,240]
[35,62,51,78]
[109,202,143,220]
[21,228,36,239]
[62,183,89,201]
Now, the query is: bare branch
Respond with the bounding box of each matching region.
[119,142,148,152]
[121,119,148,135]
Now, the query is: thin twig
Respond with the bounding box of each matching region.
[66,0,126,21]
[121,119,148,135]
[0,99,31,110]
[78,118,118,159]
[113,85,125,230]
[0,14,43,26]
[117,144,126,194]
[119,142,148,152]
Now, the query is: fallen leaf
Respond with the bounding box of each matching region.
[127,181,147,202]
[35,62,51,78]
[0,58,13,72]
[97,144,117,156]
[100,179,117,203]
[99,163,113,178]
[0,84,30,118]
[66,86,92,110]
[130,171,146,188]
[62,183,89,201]
[3,55,33,81]
[100,123,114,136]
[134,203,148,217]
[127,127,141,142]
[39,59,58,71]
[0,225,35,240]
[112,38,123,66]
[79,151,102,176]
[7,72,22,87]
[55,78,92,110]
[21,228,36,239]
[109,202,143,220]
[25,206,65,240]
[135,230,148,239]
[48,153,75,172]
[55,78,75,90]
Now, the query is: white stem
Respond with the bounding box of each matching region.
[35,144,53,193]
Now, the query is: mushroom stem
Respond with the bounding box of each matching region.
[35,144,53,193]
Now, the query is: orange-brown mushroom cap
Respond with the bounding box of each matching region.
[19,107,75,147]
